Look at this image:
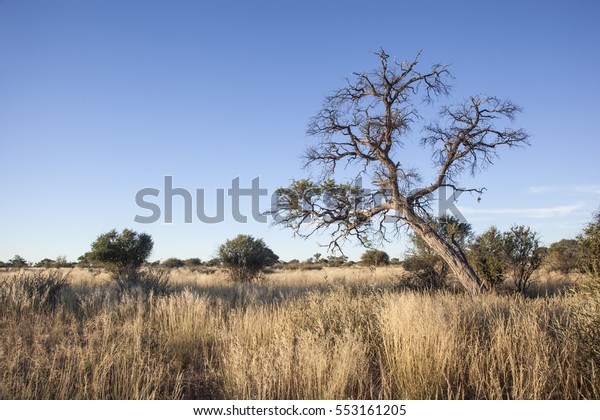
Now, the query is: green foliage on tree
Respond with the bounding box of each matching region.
[9,255,29,268]
[360,250,390,267]
[86,229,159,291]
[503,225,544,293]
[218,235,278,282]
[87,229,153,275]
[468,227,506,289]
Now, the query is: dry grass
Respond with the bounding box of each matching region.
[0,267,597,399]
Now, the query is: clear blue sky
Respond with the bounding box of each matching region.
[1,0,599,263]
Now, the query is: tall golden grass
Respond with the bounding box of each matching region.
[0,267,597,399]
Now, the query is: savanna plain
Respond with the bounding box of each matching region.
[1,265,598,400]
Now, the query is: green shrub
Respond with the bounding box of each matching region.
[218,235,279,282]
[468,227,506,289]
[86,228,154,290]
[360,250,390,266]
[162,258,185,269]
[184,258,202,268]
[8,255,29,268]
[503,225,544,293]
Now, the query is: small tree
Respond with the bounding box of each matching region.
[503,225,543,293]
[218,235,279,282]
[469,226,506,289]
[360,250,390,266]
[273,50,529,294]
[86,228,154,289]
[9,255,29,268]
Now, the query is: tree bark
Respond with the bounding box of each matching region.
[401,204,487,294]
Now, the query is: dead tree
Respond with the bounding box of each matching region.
[273,50,529,294]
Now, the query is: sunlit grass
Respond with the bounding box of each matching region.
[0,267,596,399]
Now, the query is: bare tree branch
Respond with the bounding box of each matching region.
[274,50,530,293]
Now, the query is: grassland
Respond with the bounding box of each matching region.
[0,266,598,399]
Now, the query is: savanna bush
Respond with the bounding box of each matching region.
[360,250,390,267]
[218,235,279,282]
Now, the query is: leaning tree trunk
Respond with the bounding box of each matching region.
[401,205,487,294]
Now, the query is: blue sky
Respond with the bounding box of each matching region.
[1,0,599,263]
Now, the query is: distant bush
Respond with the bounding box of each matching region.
[162,258,185,269]
[360,250,390,267]
[35,256,71,269]
[184,258,202,268]
[218,235,279,282]
[35,258,56,268]
[9,255,29,269]
[205,258,222,267]
[327,255,348,267]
